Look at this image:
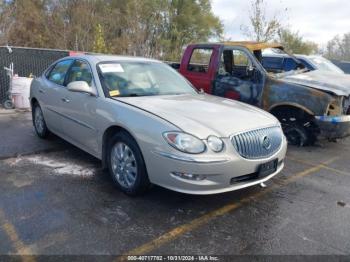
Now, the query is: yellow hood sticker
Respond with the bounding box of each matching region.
[109,90,120,97]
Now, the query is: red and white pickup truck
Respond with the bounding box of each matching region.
[169,41,350,146]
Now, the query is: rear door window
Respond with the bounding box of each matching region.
[47,60,73,86]
[188,48,213,73]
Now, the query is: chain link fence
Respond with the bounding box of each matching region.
[1,46,349,106]
[0,46,70,105]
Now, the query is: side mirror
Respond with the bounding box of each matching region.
[247,64,255,72]
[246,64,255,76]
[67,81,96,96]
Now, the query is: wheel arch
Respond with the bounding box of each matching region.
[269,103,319,146]
[30,97,39,108]
[101,125,139,169]
[269,102,315,117]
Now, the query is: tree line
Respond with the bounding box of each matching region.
[0,0,349,61]
[0,0,222,60]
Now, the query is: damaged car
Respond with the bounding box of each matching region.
[171,42,350,146]
[262,54,345,74]
[30,55,287,195]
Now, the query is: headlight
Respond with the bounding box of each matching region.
[163,132,206,154]
[207,135,224,152]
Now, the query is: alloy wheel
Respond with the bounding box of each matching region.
[110,142,138,189]
[34,106,45,134]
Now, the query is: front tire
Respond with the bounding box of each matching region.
[32,103,50,138]
[107,131,150,196]
[274,109,317,146]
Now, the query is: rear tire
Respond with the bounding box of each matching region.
[32,103,50,138]
[107,131,150,196]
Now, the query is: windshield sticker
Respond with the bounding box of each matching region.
[99,64,124,73]
[109,90,120,96]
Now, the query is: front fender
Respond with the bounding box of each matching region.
[263,78,334,115]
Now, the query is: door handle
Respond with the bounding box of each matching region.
[39,89,45,94]
[61,98,70,103]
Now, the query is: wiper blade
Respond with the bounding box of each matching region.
[116,93,142,97]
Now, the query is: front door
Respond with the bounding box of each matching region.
[213,48,264,106]
[41,59,74,134]
[59,59,99,154]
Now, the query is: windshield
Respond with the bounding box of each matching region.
[307,56,344,74]
[98,61,197,97]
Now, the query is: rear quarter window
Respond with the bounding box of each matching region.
[188,48,213,73]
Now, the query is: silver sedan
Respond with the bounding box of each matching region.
[30,55,287,195]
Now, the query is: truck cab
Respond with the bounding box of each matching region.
[175,42,350,146]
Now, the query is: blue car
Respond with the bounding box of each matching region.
[262,54,345,74]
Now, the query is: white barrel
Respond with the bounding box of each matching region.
[11,77,32,109]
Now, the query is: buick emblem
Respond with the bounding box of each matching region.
[262,136,271,150]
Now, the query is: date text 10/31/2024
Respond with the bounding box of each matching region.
[127,255,219,261]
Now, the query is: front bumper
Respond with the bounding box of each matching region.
[147,137,287,195]
[315,115,350,139]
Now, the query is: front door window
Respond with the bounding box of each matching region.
[66,60,93,87]
[214,49,261,105]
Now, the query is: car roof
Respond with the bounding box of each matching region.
[190,41,284,51]
[65,54,162,65]
[262,53,289,58]
[262,53,323,61]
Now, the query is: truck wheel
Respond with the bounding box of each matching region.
[107,131,151,196]
[274,110,317,146]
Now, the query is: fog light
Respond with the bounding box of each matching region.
[171,172,206,181]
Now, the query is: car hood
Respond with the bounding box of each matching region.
[115,94,279,138]
[282,70,350,96]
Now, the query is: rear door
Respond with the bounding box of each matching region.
[41,59,74,134]
[59,59,99,154]
[180,46,219,94]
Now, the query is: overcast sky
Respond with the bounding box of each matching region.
[212,0,350,47]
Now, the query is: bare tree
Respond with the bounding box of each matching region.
[325,33,350,61]
[241,0,286,42]
[278,29,318,55]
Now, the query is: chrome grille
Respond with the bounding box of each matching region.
[231,126,283,159]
